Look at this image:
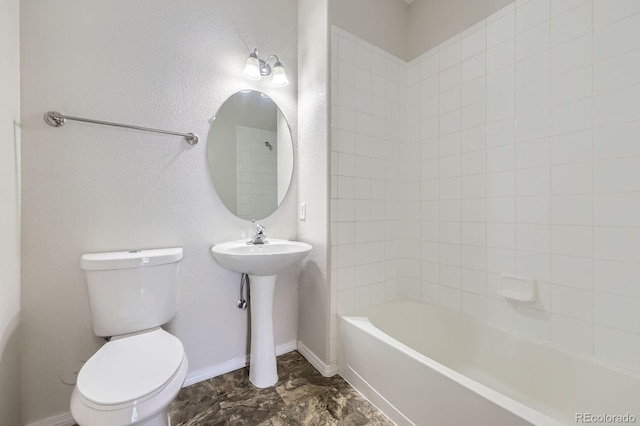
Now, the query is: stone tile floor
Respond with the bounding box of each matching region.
[168,351,394,425]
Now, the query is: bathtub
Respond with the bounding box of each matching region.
[339,299,640,426]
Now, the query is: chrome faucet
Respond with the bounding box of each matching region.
[248,224,267,244]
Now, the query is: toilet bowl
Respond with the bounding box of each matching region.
[71,329,188,426]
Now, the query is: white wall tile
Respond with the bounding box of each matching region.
[551,255,593,289]
[594,12,640,62]
[516,108,549,142]
[551,162,593,194]
[550,194,592,226]
[439,40,461,71]
[516,224,550,253]
[516,196,550,224]
[461,150,486,176]
[550,33,592,76]
[594,259,640,298]
[516,251,550,282]
[552,284,593,321]
[462,27,486,60]
[460,175,487,198]
[461,102,486,130]
[594,49,640,95]
[594,156,640,192]
[594,85,640,128]
[487,39,515,73]
[487,91,515,122]
[550,1,592,47]
[516,22,549,61]
[439,87,460,113]
[550,98,592,136]
[487,65,515,98]
[461,126,486,152]
[487,144,515,172]
[550,66,592,106]
[517,52,549,88]
[594,193,640,227]
[594,0,640,29]
[487,249,515,275]
[487,171,516,198]
[461,246,487,271]
[487,223,515,249]
[594,227,640,263]
[550,130,592,165]
[516,138,549,169]
[462,78,486,107]
[487,197,515,223]
[551,225,593,257]
[487,10,515,48]
[421,51,439,79]
[516,167,550,196]
[461,53,486,84]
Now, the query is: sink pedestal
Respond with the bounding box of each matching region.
[248,274,278,388]
[210,239,312,388]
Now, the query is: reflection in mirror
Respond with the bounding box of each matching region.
[207,90,293,220]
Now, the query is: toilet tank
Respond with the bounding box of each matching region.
[80,247,183,337]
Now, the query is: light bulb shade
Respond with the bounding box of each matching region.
[242,55,262,81]
[271,62,289,87]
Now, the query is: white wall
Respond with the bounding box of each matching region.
[0,0,21,424]
[330,0,409,60]
[20,1,298,423]
[297,0,332,366]
[407,0,514,59]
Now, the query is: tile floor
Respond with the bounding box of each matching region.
[168,351,393,425]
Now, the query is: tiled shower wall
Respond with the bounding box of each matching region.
[329,26,411,362]
[331,0,640,372]
[236,125,278,220]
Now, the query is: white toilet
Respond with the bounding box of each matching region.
[70,247,189,426]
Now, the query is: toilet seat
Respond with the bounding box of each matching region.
[76,328,184,406]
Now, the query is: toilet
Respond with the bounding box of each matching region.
[70,248,188,426]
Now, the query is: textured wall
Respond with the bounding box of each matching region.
[20,1,298,423]
[0,0,21,424]
[297,0,332,365]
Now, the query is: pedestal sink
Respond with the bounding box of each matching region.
[211,239,312,388]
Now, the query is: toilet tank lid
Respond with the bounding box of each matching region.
[81,247,183,271]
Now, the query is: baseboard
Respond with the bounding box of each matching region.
[28,340,302,425]
[27,412,75,426]
[184,340,298,387]
[297,341,339,377]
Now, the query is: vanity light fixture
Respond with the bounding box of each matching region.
[242,48,289,87]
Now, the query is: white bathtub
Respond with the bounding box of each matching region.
[339,299,640,426]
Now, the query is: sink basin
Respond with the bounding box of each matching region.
[211,238,312,388]
[211,239,312,276]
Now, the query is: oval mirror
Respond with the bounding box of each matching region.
[207,90,293,220]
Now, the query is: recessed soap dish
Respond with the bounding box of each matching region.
[498,273,537,302]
